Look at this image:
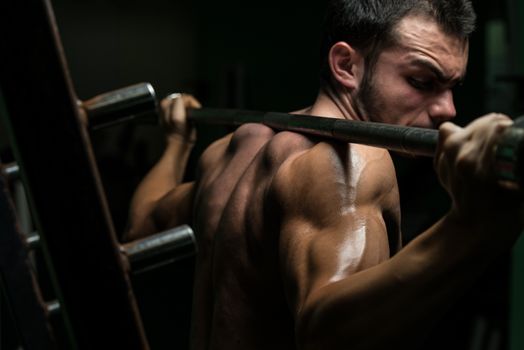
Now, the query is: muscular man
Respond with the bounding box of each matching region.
[126,1,523,349]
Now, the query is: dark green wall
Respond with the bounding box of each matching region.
[510,0,524,348]
[513,237,524,350]
[194,0,325,111]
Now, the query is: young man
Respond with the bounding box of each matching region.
[126,1,523,349]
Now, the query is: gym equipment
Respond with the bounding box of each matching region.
[188,108,437,156]
[1,162,20,181]
[122,225,196,274]
[84,83,158,130]
[0,172,54,349]
[186,109,524,190]
[84,83,524,190]
[0,0,149,348]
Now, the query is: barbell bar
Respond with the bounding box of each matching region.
[187,108,438,156]
[84,83,524,190]
[186,108,524,190]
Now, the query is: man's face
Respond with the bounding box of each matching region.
[354,15,469,129]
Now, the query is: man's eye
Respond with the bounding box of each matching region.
[408,78,434,91]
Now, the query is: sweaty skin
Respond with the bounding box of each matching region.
[188,123,400,349]
[126,14,522,350]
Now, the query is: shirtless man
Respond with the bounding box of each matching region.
[125,1,523,349]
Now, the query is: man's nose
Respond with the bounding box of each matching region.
[428,90,456,125]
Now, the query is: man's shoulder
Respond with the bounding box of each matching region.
[269,140,397,210]
[272,139,394,181]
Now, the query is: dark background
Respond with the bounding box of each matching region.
[1,0,523,349]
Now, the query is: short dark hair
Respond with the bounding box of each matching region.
[319,0,476,85]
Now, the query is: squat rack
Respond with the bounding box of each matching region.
[0,0,149,348]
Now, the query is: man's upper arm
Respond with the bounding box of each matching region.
[125,181,195,241]
[270,143,399,318]
[152,181,195,230]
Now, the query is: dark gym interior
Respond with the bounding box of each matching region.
[1,0,523,349]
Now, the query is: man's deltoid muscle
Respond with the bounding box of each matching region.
[125,1,523,349]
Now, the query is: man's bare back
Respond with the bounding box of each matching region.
[189,123,401,349]
[126,4,523,349]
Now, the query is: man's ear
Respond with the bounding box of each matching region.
[328,42,364,90]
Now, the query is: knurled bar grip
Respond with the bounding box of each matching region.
[82,83,524,187]
[187,108,438,157]
[187,109,524,190]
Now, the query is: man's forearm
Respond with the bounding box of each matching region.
[297,213,519,350]
[126,136,194,241]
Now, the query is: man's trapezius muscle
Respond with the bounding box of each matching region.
[188,122,401,349]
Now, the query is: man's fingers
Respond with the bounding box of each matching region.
[435,121,463,170]
[159,93,199,142]
[172,93,186,122]
[439,121,462,137]
[435,114,517,196]
[185,94,202,109]
[161,93,201,115]
[435,122,462,185]
[160,93,181,112]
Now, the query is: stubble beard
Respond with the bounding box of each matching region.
[354,67,386,124]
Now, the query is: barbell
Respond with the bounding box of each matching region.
[84,82,524,190]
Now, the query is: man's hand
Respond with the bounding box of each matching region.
[160,93,201,143]
[126,93,201,241]
[435,113,523,239]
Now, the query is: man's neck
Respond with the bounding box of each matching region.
[306,84,364,122]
